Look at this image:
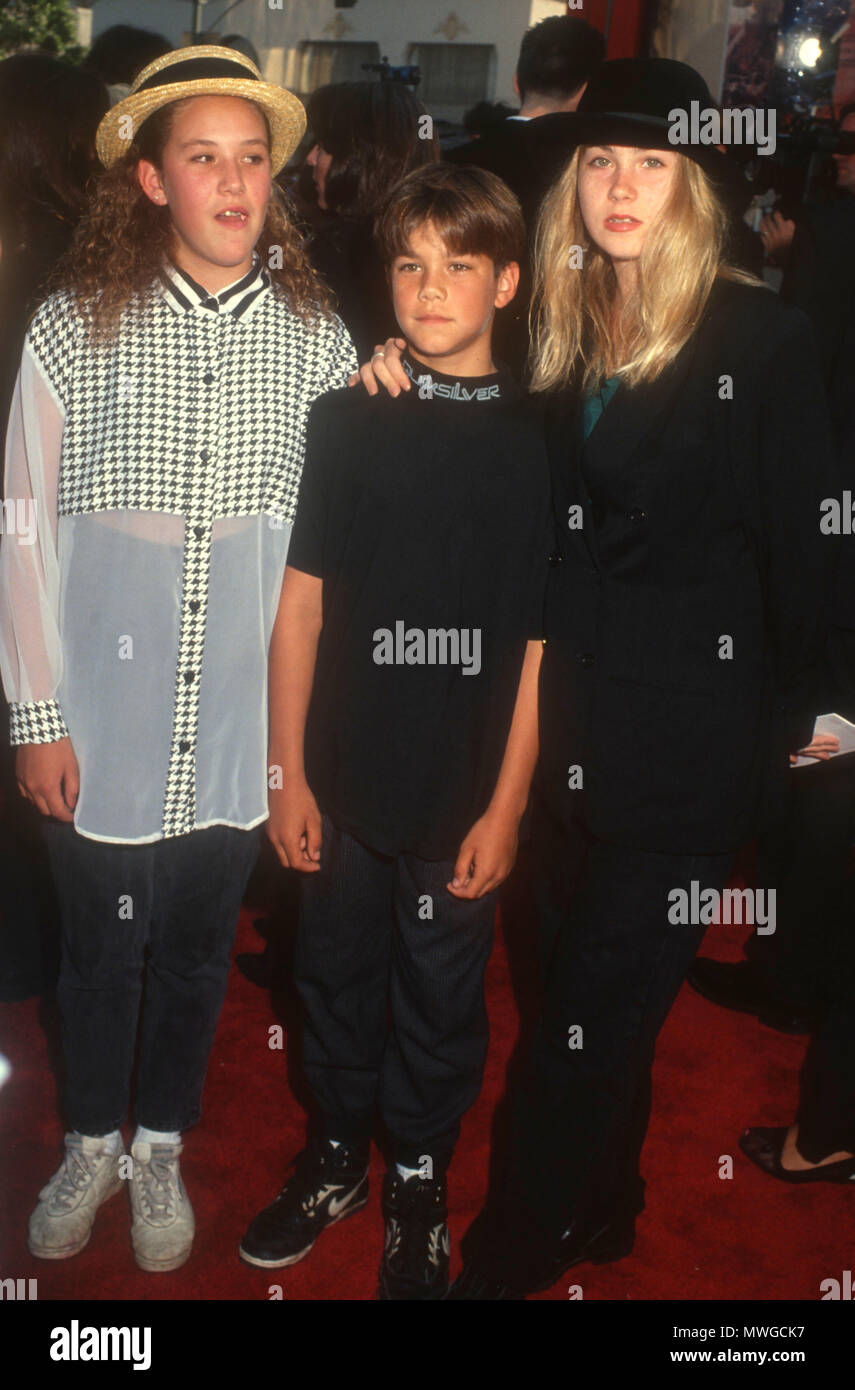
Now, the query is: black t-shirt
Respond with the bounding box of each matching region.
[287,354,553,859]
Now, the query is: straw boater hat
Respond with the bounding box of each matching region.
[95,45,306,174]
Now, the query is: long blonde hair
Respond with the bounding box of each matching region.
[528,147,761,394]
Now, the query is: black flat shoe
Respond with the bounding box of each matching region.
[739,1127,855,1184]
[446,1217,635,1300]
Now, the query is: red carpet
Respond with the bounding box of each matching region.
[0,854,850,1302]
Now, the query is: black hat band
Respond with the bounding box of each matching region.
[135,57,260,94]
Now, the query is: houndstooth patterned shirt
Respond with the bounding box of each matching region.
[0,259,357,842]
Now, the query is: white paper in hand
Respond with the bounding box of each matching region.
[791,713,855,768]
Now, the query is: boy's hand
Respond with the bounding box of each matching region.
[16,738,79,820]
[347,338,410,397]
[267,779,323,871]
[447,807,520,900]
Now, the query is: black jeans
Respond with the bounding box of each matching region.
[295,816,497,1171]
[42,819,262,1135]
[468,796,733,1289]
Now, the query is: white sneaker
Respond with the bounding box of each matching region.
[129,1139,195,1272]
[28,1132,125,1259]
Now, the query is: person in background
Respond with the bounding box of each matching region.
[80,23,171,103]
[447,14,605,376]
[0,53,108,1006]
[220,35,262,69]
[690,97,855,1178]
[759,103,855,268]
[0,53,108,452]
[448,14,605,209]
[831,102,855,195]
[690,99,855,1034]
[302,80,439,359]
[461,100,517,141]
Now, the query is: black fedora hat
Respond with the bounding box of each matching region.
[568,58,746,184]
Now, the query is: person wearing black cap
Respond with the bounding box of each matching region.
[431,57,837,1297]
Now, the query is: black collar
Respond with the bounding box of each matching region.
[401,352,515,402]
[159,255,270,321]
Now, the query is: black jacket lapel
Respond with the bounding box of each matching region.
[543,388,599,567]
[580,332,700,505]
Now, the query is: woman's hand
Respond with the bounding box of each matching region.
[347,337,410,397]
[790,732,840,765]
[266,778,323,871]
[447,807,521,900]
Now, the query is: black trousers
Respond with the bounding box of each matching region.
[468,796,733,1289]
[748,754,855,1012]
[745,754,855,1159]
[797,993,855,1159]
[294,816,497,1171]
[42,819,262,1135]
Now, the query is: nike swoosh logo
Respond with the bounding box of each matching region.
[328,1186,361,1218]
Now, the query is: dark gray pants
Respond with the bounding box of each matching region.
[295,816,497,1170]
[42,819,262,1135]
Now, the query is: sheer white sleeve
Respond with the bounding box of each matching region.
[0,342,68,744]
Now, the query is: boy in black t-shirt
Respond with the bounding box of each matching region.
[240,165,552,1299]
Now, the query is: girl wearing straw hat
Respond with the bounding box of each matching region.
[0,46,356,1273]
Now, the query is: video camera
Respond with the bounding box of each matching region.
[362,56,420,88]
[773,116,855,158]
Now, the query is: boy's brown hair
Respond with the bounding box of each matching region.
[374,163,525,272]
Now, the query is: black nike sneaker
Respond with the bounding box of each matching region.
[377,1171,450,1301]
[239,1138,369,1268]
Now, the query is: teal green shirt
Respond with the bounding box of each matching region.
[583,375,621,441]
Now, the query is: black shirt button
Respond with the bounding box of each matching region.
[580,652,595,668]
[203,372,215,385]
[548,550,563,566]
[178,740,191,753]
[189,599,201,613]
[194,525,205,539]
[628,508,647,524]
[183,670,195,684]
[199,449,210,462]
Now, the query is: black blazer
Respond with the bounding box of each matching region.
[537,279,840,854]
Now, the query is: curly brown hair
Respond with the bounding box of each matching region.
[51,97,333,340]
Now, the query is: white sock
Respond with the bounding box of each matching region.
[134,1125,181,1147]
[395,1163,421,1182]
[75,1129,122,1154]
